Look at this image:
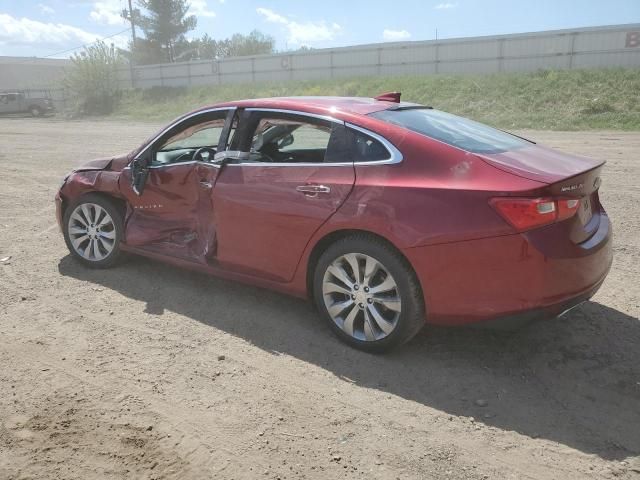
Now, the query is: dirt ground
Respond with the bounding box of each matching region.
[0,117,639,480]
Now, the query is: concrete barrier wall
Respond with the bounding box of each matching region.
[1,24,638,93]
[118,23,640,89]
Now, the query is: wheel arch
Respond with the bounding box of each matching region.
[62,191,127,225]
[305,228,424,304]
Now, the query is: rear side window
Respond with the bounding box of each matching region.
[370,108,531,154]
[349,129,391,162]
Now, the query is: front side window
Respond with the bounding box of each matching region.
[370,108,531,154]
[153,113,229,165]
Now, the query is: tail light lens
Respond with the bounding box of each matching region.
[490,197,581,231]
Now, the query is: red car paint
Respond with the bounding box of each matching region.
[56,96,612,326]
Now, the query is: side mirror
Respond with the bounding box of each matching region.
[131,157,149,196]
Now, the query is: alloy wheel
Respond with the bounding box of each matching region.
[322,253,402,342]
[67,203,116,261]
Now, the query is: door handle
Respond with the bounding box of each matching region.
[296,184,331,197]
[199,180,212,189]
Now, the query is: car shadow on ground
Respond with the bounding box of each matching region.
[59,254,640,461]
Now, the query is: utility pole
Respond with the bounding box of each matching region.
[127,0,137,88]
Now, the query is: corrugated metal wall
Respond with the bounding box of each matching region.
[120,24,640,89]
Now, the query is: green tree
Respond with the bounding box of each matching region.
[64,41,123,115]
[123,0,197,63]
[225,30,276,57]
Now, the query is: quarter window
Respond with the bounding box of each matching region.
[349,129,391,163]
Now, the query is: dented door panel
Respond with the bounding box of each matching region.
[120,162,220,264]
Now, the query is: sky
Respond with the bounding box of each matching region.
[0,0,639,58]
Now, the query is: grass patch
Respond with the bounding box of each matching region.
[113,68,640,130]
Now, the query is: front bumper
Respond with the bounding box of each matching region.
[403,210,613,327]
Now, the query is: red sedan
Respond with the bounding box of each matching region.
[55,94,612,352]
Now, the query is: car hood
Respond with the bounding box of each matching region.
[74,153,131,173]
[475,144,604,184]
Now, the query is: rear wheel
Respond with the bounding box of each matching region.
[62,194,123,268]
[29,106,42,117]
[313,235,425,353]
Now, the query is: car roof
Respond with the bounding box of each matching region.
[199,96,422,117]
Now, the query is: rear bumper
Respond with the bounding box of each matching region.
[403,210,613,326]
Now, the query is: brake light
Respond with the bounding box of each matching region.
[490,197,580,231]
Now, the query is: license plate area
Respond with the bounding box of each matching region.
[578,196,593,225]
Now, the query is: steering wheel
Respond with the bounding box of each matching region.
[192,147,217,162]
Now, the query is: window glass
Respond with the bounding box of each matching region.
[154,117,226,165]
[247,116,333,164]
[350,129,391,162]
[370,108,530,154]
[160,119,225,150]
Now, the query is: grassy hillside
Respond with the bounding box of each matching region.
[113,68,640,130]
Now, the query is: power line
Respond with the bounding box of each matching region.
[42,27,130,59]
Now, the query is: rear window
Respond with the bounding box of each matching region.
[370,108,531,154]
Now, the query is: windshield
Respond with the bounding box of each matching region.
[370,108,531,154]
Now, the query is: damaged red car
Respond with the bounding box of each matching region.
[56,94,612,352]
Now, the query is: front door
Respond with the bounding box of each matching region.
[120,108,234,264]
[211,110,356,282]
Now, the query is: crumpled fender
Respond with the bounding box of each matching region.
[73,153,131,173]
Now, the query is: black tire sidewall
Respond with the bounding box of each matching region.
[62,194,123,268]
[313,235,425,353]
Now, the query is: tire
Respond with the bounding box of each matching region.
[62,194,124,269]
[29,106,42,117]
[313,234,425,353]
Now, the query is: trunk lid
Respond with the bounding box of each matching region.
[475,143,604,184]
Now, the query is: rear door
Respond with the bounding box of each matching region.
[211,109,355,282]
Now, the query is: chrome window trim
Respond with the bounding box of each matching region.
[129,107,403,169]
[227,161,354,168]
[124,160,221,170]
[132,107,234,163]
[230,112,402,167]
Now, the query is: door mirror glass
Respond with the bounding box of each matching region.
[131,157,149,195]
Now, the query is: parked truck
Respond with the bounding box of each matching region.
[0,91,55,117]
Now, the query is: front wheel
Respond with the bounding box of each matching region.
[30,106,42,117]
[62,194,124,268]
[313,235,425,353]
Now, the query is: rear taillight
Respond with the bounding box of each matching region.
[490,197,580,231]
